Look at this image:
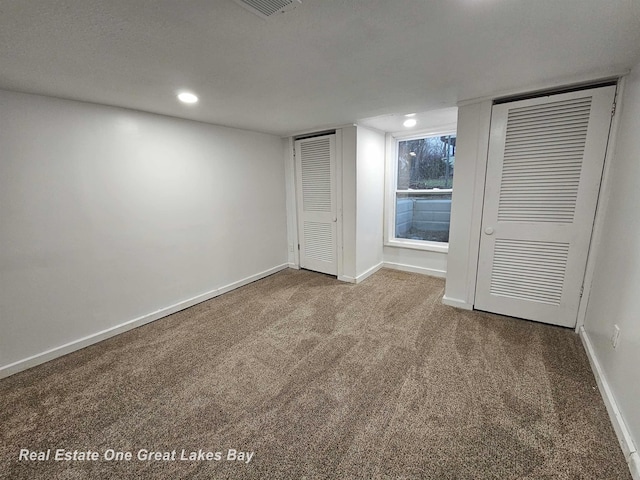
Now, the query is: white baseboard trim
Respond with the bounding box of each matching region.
[579,326,639,480]
[0,263,290,379]
[382,261,446,279]
[287,262,300,269]
[337,275,356,283]
[442,295,473,310]
[355,262,384,284]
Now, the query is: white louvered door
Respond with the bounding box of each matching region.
[295,134,338,276]
[475,86,616,327]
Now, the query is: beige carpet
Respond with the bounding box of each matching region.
[0,268,630,479]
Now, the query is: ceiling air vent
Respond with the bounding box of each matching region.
[232,0,301,19]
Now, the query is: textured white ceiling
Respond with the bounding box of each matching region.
[1,0,639,136]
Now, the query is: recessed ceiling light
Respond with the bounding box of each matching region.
[409,151,417,156]
[403,119,417,128]
[177,92,199,104]
[404,113,416,117]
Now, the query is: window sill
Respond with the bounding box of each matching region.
[385,238,449,254]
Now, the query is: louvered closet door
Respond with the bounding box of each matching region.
[295,135,337,276]
[475,85,616,327]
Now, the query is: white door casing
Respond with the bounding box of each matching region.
[475,85,616,327]
[295,134,338,276]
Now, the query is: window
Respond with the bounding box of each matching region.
[388,132,456,248]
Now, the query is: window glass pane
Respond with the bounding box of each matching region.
[395,192,452,243]
[397,135,456,190]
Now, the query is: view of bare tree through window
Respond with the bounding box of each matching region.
[397,135,455,189]
[395,134,456,243]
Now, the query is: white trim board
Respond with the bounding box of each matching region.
[579,326,639,480]
[284,136,300,267]
[442,296,473,310]
[337,275,356,284]
[285,123,355,140]
[632,455,640,480]
[575,79,626,332]
[0,264,290,379]
[355,262,384,284]
[382,261,446,279]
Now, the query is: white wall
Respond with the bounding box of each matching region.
[355,126,385,280]
[0,90,288,376]
[443,100,492,308]
[383,246,447,278]
[582,65,640,474]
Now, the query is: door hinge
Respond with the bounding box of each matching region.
[611,101,617,117]
[579,285,584,298]
[298,244,300,251]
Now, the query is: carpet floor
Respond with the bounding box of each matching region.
[0,268,630,479]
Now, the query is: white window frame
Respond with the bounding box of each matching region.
[384,128,456,253]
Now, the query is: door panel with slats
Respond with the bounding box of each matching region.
[295,135,337,275]
[490,239,569,305]
[475,86,616,327]
[303,222,334,263]
[498,97,591,224]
